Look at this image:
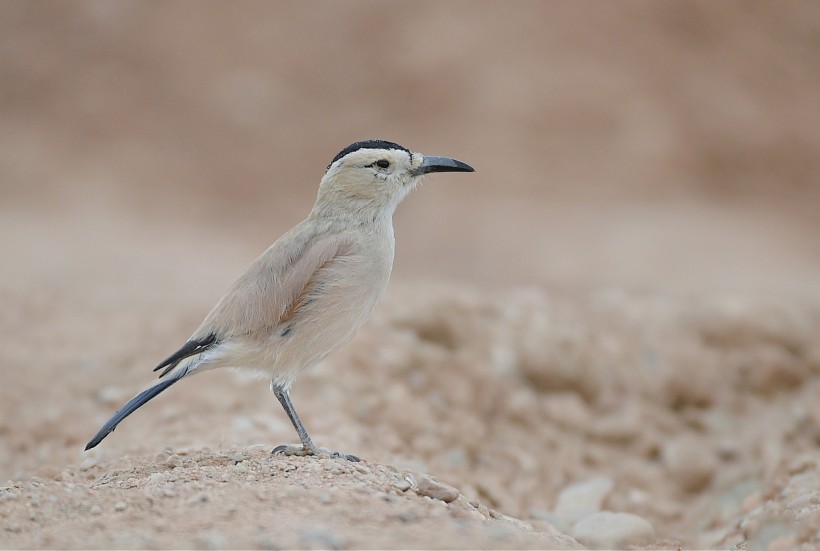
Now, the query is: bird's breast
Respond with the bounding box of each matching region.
[262,229,395,382]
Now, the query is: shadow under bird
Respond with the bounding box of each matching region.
[85,140,474,460]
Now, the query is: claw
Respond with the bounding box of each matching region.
[271,444,361,462]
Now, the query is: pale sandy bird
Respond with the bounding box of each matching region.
[85,140,473,460]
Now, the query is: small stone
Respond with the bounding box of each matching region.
[165,455,183,469]
[147,472,166,485]
[553,477,613,524]
[572,511,655,548]
[662,434,717,493]
[114,500,127,512]
[80,457,98,471]
[90,504,102,516]
[529,508,570,534]
[414,474,459,503]
[228,451,248,463]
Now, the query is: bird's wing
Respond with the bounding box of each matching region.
[154,224,351,378]
[191,224,353,345]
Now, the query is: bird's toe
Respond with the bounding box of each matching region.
[329,450,361,462]
[271,444,310,457]
[271,444,360,462]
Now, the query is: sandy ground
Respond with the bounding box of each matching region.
[2,2,820,549]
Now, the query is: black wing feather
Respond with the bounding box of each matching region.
[153,333,217,378]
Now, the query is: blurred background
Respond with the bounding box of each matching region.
[2,3,820,546]
[2,0,819,305]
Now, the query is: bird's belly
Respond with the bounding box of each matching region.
[249,255,390,384]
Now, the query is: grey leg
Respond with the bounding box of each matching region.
[270,383,360,462]
[271,384,320,454]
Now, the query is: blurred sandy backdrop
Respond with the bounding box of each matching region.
[2,0,819,303]
[2,2,820,548]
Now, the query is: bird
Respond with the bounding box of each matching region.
[84,139,474,461]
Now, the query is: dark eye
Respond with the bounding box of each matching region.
[375,160,390,169]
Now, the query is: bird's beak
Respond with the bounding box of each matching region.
[413,155,475,176]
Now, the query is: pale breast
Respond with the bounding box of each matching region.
[262,224,395,384]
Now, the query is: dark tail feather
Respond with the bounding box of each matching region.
[84,371,185,451]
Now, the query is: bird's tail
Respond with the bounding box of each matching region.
[84,369,187,451]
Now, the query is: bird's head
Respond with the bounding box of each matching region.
[314,140,473,218]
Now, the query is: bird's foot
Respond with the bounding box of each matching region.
[271,444,360,462]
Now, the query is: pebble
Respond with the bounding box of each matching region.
[114,500,128,512]
[79,457,98,471]
[662,434,717,493]
[90,504,102,516]
[413,474,459,503]
[529,508,570,534]
[228,451,248,463]
[147,472,166,485]
[571,511,655,548]
[553,477,613,524]
[165,455,183,469]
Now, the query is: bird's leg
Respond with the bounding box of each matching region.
[271,383,319,454]
[270,383,360,462]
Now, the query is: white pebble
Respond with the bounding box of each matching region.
[571,511,655,548]
[414,474,460,503]
[147,472,166,485]
[79,457,98,471]
[554,477,613,524]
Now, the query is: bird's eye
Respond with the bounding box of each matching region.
[375,160,390,169]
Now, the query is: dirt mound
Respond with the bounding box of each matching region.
[0,448,579,550]
[3,285,819,549]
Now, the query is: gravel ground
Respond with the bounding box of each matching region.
[2,277,819,549]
